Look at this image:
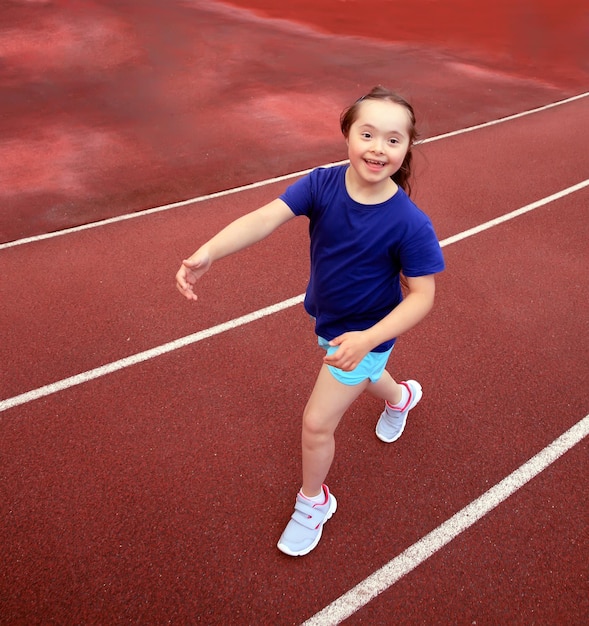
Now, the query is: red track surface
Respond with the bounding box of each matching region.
[1,2,588,624]
[1,0,587,243]
[225,0,588,86]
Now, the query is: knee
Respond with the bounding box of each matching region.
[302,406,335,440]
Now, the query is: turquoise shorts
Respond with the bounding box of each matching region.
[318,336,393,386]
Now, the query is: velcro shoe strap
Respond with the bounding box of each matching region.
[292,500,323,530]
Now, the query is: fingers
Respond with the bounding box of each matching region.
[323,354,357,372]
[323,346,358,371]
[176,281,198,301]
[175,264,198,301]
[175,249,211,301]
[323,332,370,371]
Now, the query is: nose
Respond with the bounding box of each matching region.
[371,137,385,154]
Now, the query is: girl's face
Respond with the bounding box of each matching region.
[346,99,412,189]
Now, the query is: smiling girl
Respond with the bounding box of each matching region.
[176,86,445,556]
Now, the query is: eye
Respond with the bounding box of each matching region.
[360,132,372,139]
[388,137,400,145]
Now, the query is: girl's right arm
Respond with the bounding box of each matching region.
[176,198,295,301]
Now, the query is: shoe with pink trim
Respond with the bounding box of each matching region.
[277,484,337,556]
[376,379,422,443]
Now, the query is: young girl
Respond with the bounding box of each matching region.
[176,86,445,557]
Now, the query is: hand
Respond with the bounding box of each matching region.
[175,248,212,301]
[323,331,373,371]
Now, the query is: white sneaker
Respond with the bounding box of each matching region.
[277,485,337,556]
[375,380,422,443]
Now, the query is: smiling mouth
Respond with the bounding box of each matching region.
[365,158,386,168]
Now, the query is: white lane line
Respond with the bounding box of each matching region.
[1,92,587,251]
[0,296,304,413]
[439,179,589,247]
[1,179,587,413]
[301,415,589,626]
[0,179,589,413]
[419,91,589,144]
[0,168,345,251]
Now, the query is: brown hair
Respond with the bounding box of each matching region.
[340,86,418,196]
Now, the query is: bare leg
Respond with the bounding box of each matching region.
[301,365,368,497]
[366,369,403,405]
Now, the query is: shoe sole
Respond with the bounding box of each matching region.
[375,381,423,443]
[277,494,337,557]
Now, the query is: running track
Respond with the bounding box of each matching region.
[1,94,588,624]
[1,3,589,625]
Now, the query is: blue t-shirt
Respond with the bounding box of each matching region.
[280,165,445,352]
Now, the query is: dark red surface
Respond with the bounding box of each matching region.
[1,2,588,625]
[1,0,587,243]
[224,0,589,86]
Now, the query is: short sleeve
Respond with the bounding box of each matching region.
[399,220,445,277]
[280,174,314,217]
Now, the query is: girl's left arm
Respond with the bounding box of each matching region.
[324,275,436,371]
[366,274,436,345]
